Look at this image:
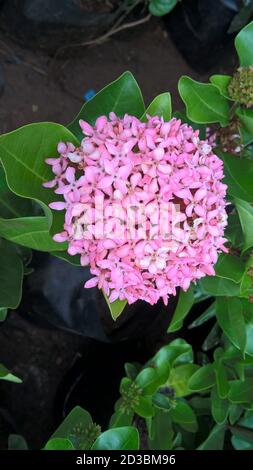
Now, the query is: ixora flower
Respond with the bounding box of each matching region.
[44,114,228,306]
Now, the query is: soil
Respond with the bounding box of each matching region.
[0,16,236,449]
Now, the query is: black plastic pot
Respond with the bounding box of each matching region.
[22,252,178,344]
[20,251,178,429]
[0,0,119,53]
[165,0,237,72]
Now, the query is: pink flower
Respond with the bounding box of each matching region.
[44,114,228,306]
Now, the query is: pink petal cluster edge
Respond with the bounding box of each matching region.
[43,113,228,306]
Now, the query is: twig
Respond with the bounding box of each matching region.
[51,13,151,63]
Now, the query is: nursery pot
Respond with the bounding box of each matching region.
[24,251,178,343]
[165,0,237,72]
[0,0,119,53]
[21,252,178,429]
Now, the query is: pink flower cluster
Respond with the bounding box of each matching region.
[44,113,228,305]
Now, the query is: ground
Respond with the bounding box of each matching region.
[0,17,235,449]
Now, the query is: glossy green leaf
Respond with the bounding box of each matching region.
[222,152,253,202]
[168,285,194,332]
[229,378,253,404]
[167,364,199,397]
[134,396,154,418]
[188,364,215,392]
[0,307,8,322]
[209,74,231,99]
[198,276,240,297]
[141,93,172,121]
[178,76,230,126]
[102,290,127,320]
[235,198,253,253]
[149,339,193,380]
[211,387,229,425]
[225,211,244,249]
[235,20,253,66]
[170,400,198,432]
[109,409,134,429]
[0,167,33,218]
[149,0,177,16]
[188,302,216,329]
[214,253,245,283]
[124,363,139,381]
[216,297,246,355]
[202,322,221,351]
[44,438,75,450]
[0,238,23,309]
[135,367,161,395]
[197,425,225,450]
[0,216,61,251]
[0,363,22,383]
[50,406,97,450]
[236,107,253,138]
[214,357,230,399]
[68,72,145,141]
[148,410,174,450]
[0,122,79,247]
[91,427,139,450]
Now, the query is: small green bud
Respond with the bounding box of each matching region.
[228,66,253,108]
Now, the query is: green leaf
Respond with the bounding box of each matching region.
[135,367,161,395]
[167,364,200,397]
[124,363,139,381]
[0,363,22,383]
[197,425,225,450]
[0,167,33,218]
[0,122,79,247]
[222,152,253,202]
[8,434,28,450]
[91,427,139,450]
[209,74,231,99]
[50,406,97,450]
[225,211,244,249]
[214,253,245,284]
[68,72,145,141]
[188,364,216,392]
[198,276,240,297]
[44,438,75,450]
[229,404,243,425]
[148,339,193,384]
[0,307,8,322]
[148,410,174,450]
[141,93,172,121]
[152,392,172,410]
[235,198,253,253]
[149,0,177,16]
[202,322,221,351]
[236,107,253,138]
[216,297,246,355]
[109,408,134,429]
[229,378,253,404]
[168,285,194,332]
[0,217,61,251]
[169,400,198,432]
[188,302,216,329]
[134,396,154,418]
[102,290,127,320]
[0,239,23,309]
[214,356,230,399]
[178,76,230,126]
[235,20,253,66]
[211,387,229,425]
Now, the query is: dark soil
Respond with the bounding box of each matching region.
[0,16,236,449]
